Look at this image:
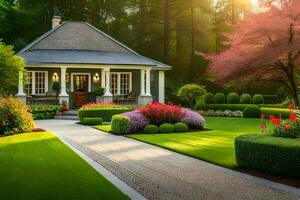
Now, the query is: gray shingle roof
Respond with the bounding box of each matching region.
[18,21,171,70]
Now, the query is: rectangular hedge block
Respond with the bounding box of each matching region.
[235,134,300,177]
[78,108,132,122]
[82,118,103,125]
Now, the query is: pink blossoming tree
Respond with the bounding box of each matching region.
[197,0,300,105]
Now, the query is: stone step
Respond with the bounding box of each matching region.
[62,110,78,116]
[55,115,79,120]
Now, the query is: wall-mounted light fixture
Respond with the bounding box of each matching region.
[53,72,59,82]
[94,73,100,82]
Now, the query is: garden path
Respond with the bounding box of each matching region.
[36,120,300,200]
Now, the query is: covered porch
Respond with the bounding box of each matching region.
[16,64,166,108]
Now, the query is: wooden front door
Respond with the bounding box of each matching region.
[73,75,89,107]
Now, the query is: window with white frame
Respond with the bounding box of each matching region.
[110,72,132,95]
[27,71,48,95]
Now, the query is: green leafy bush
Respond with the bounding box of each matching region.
[242,105,261,118]
[195,104,254,111]
[214,93,226,104]
[235,134,300,177]
[78,107,132,122]
[260,108,290,119]
[240,94,252,104]
[227,93,240,104]
[52,82,60,96]
[177,84,206,107]
[203,93,214,104]
[144,125,159,134]
[94,87,105,96]
[111,115,130,135]
[82,118,103,125]
[30,106,60,120]
[174,122,188,133]
[252,94,264,104]
[0,97,34,135]
[159,123,175,133]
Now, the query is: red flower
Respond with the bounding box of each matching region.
[288,103,293,110]
[284,123,290,132]
[269,115,274,121]
[290,113,297,122]
[272,117,281,126]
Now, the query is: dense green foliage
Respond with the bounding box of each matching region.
[94,87,105,96]
[159,123,175,133]
[252,94,264,104]
[82,117,103,125]
[214,93,226,104]
[177,84,206,107]
[0,132,129,199]
[203,93,214,104]
[235,134,300,177]
[227,93,240,104]
[240,94,252,104]
[0,42,25,94]
[129,117,263,168]
[111,115,130,135]
[242,105,261,118]
[30,105,60,120]
[144,125,159,134]
[0,97,34,135]
[52,81,60,96]
[78,107,131,122]
[174,122,188,133]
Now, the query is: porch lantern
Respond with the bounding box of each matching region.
[53,72,59,82]
[94,73,100,82]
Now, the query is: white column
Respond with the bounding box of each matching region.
[59,67,68,97]
[101,68,105,88]
[16,70,26,96]
[145,68,152,96]
[140,69,145,96]
[158,71,165,103]
[104,68,112,96]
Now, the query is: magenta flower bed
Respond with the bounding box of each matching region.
[181,108,205,129]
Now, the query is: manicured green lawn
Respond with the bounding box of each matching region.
[128,117,263,168]
[0,132,129,200]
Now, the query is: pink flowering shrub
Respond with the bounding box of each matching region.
[181,108,205,129]
[122,110,149,133]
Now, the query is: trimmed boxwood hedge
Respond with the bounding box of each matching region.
[227,93,240,104]
[195,104,254,111]
[159,123,175,133]
[111,115,130,135]
[260,108,290,119]
[78,107,132,122]
[144,125,159,134]
[214,93,226,104]
[242,105,261,118]
[203,93,214,104]
[82,118,103,125]
[235,134,300,177]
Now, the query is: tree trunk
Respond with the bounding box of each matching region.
[191,0,195,67]
[137,0,146,53]
[164,0,170,64]
[231,0,235,24]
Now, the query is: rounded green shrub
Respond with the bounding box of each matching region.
[252,94,264,104]
[203,93,214,104]
[82,117,103,125]
[0,97,34,135]
[227,93,240,104]
[144,125,159,134]
[177,84,207,107]
[214,93,226,104]
[242,105,261,118]
[111,115,130,135]
[240,94,252,104]
[159,123,175,133]
[174,122,188,133]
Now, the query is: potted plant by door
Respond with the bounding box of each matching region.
[62,100,69,111]
[95,87,105,102]
[52,82,61,98]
